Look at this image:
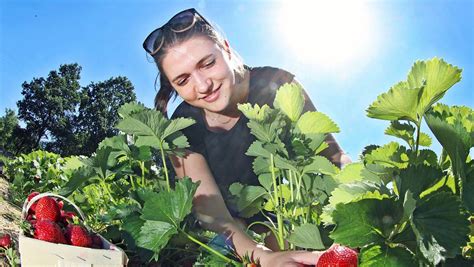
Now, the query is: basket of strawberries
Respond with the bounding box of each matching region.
[19,192,128,266]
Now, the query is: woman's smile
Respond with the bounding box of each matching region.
[200,84,221,103]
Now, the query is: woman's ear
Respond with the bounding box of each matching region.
[223,40,232,59]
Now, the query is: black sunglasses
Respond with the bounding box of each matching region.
[143,8,212,56]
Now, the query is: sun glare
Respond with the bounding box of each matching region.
[276,0,378,72]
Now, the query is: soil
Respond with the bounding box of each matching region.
[0,177,21,266]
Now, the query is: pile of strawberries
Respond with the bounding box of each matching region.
[24,192,102,249]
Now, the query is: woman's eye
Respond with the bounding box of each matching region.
[177,77,188,86]
[203,59,215,68]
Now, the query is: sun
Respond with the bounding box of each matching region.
[275,0,378,71]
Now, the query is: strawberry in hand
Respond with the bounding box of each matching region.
[316,244,358,267]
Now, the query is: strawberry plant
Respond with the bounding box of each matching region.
[55,102,240,265]
[229,83,341,251]
[0,233,20,267]
[324,57,472,266]
[4,150,80,205]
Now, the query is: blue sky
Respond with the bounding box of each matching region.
[1,0,473,159]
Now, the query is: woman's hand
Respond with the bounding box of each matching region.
[259,250,323,267]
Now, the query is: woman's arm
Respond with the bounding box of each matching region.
[170,151,322,266]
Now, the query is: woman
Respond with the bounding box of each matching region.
[143,8,351,266]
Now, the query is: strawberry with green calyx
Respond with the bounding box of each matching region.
[34,220,67,244]
[316,244,358,267]
[0,234,12,248]
[35,196,60,222]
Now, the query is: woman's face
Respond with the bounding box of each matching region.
[161,35,236,113]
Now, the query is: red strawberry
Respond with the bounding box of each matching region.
[27,191,40,214]
[317,244,358,267]
[0,234,12,248]
[66,225,92,247]
[35,196,60,222]
[34,220,66,244]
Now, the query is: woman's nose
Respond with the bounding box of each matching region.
[194,73,212,94]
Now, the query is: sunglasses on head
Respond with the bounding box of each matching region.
[143,8,211,56]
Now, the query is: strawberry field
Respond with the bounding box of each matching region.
[0,57,473,266]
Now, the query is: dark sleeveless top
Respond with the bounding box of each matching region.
[171,66,318,215]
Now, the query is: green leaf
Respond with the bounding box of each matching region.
[302,156,338,176]
[366,81,421,123]
[273,83,305,122]
[384,121,416,147]
[258,173,273,191]
[162,117,195,140]
[296,111,340,134]
[425,104,472,189]
[116,109,168,149]
[246,141,272,158]
[237,103,271,122]
[396,164,444,201]
[141,177,198,226]
[122,213,146,250]
[322,182,390,224]
[463,162,474,212]
[334,162,381,184]
[230,184,268,218]
[287,223,325,250]
[359,244,417,267]
[137,220,177,261]
[402,190,417,222]
[252,156,271,176]
[418,132,432,147]
[407,57,462,116]
[331,197,402,247]
[274,155,298,173]
[58,166,95,196]
[247,120,274,143]
[118,102,147,118]
[411,191,470,264]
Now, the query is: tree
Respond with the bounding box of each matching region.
[17,64,81,151]
[13,64,137,156]
[75,76,136,155]
[0,109,19,153]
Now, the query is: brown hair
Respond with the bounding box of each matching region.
[150,15,245,116]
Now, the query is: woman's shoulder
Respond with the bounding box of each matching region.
[171,101,202,122]
[248,66,296,105]
[249,66,295,82]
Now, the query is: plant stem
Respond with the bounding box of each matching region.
[101,177,117,205]
[159,142,171,192]
[179,229,238,265]
[289,170,294,202]
[270,154,285,250]
[414,120,422,155]
[140,161,146,187]
[129,175,136,190]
